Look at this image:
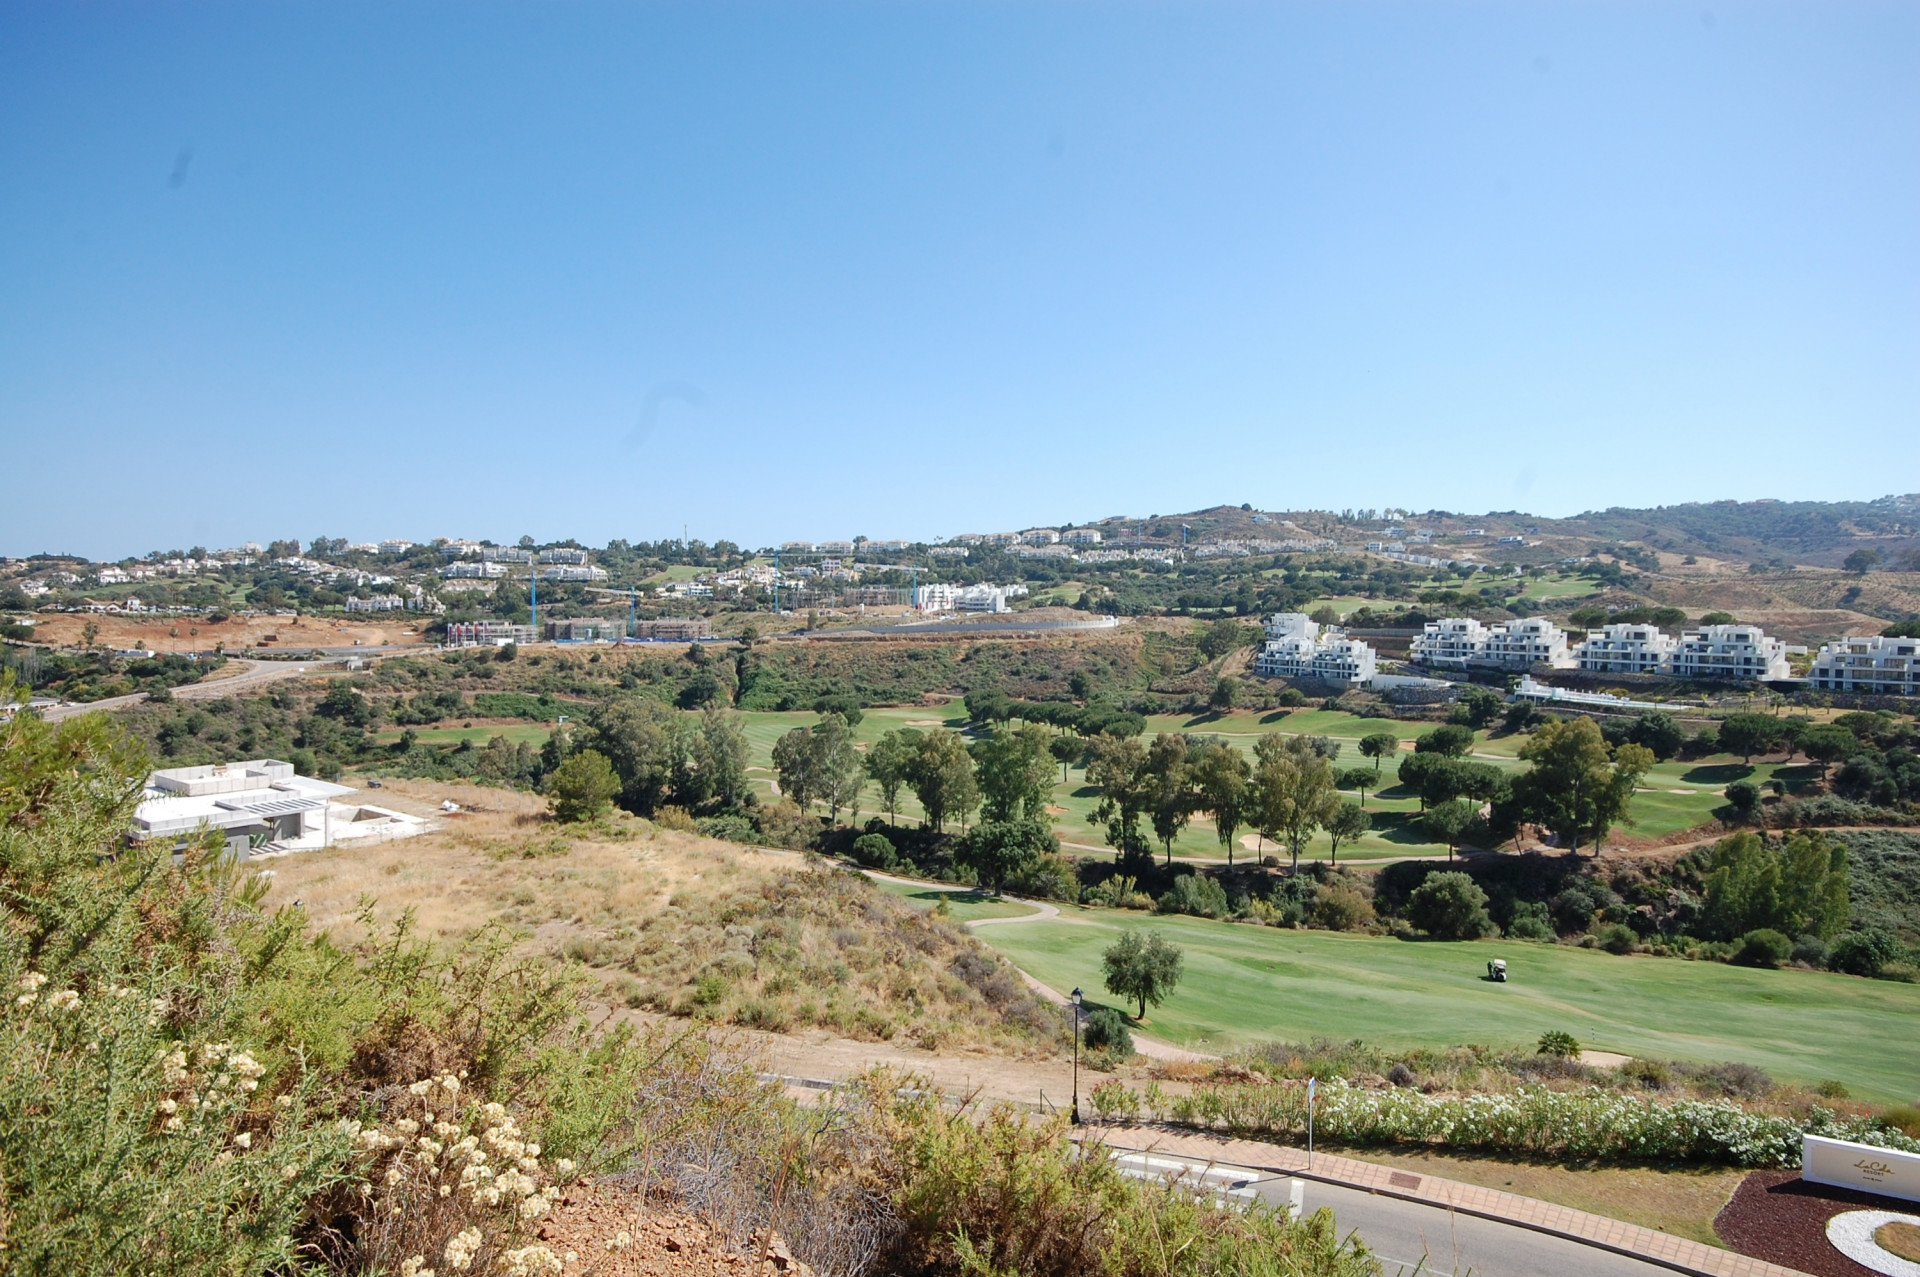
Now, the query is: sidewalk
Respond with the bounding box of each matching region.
[1080,1124,1814,1277]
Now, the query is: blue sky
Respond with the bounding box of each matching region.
[2,2,1915,559]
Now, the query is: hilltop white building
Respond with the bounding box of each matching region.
[131,760,424,858]
[1252,613,1377,686]
[1062,528,1104,544]
[1809,635,1919,695]
[1669,624,1791,682]
[1573,623,1678,674]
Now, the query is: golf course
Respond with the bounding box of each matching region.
[972,905,1920,1103]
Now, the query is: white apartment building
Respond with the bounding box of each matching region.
[538,548,589,565]
[1670,624,1791,682]
[481,546,534,564]
[442,561,508,579]
[953,583,1028,612]
[913,583,956,613]
[1062,528,1104,544]
[1018,529,1060,545]
[1251,613,1377,686]
[1810,635,1920,695]
[1411,618,1490,668]
[1573,624,1678,674]
[377,540,414,555]
[344,595,404,612]
[541,565,608,583]
[1484,617,1575,669]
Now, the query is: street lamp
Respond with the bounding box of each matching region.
[1070,987,1083,1124]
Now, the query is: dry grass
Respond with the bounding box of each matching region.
[264,780,1064,1055]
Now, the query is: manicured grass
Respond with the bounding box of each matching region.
[975,909,1920,1102]
[871,879,1040,922]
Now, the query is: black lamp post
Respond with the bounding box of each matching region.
[1070,987,1083,1123]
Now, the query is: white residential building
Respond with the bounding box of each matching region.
[928,546,970,558]
[442,561,508,579]
[1251,613,1378,686]
[1018,529,1061,545]
[952,583,1027,612]
[446,621,539,648]
[1062,528,1104,544]
[1573,624,1678,675]
[913,583,956,613]
[1484,617,1575,670]
[781,541,816,552]
[96,567,130,585]
[541,565,608,583]
[344,595,404,612]
[377,540,414,555]
[1670,624,1790,682]
[1810,635,1920,695]
[1411,618,1491,668]
[818,540,856,554]
[538,548,589,565]
[481,546,533,563]
[130,759,427,857]
[979,533,1019,547]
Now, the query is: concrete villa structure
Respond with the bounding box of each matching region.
[1810,634,1920,695]
[131,760,426,858]
[1410,618,1488,668]
[1252,613,1379,686]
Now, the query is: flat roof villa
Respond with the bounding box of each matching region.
[132,760,426,858]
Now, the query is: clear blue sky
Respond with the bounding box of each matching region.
[3,2,1915,559]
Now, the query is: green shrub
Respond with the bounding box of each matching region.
[546,748,620,822]
[1505,900,1554,941]
[1538,1030,1581,1058]
[1082,1007,1135,1056]
[1595,922,1638,955]
[1829,929,1906,977]
[1733,928,1793,968]
[1405,872,1495,940]
[1157,873,1229,918]
[851,832,900,869]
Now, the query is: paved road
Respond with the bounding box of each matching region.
[36,658,330,722]
[1114,1149,1681,1277]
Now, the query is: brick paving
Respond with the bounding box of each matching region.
[1080,1125,1817,1277]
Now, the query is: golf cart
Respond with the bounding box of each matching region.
[1486,959,1508,983]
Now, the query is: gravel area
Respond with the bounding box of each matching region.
[1715,1170,1919,1277]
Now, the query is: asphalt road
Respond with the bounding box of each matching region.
[36,658,328,722]
[1112,1149,1680,1277]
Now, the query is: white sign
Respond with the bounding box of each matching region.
[1804,1135,1920,1204]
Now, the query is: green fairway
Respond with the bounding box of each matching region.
[975,909,1920,1103]
[871,878,1040,922]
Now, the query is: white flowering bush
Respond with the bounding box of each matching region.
[1170,1079,1920,1168]
[345,1072,571,1277]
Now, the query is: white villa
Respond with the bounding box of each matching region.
[1669,624,1791,682]
[1573,623,1678,674]
[1809,635,1920,695]
[1252,613,1378,686]
[1411,616,1574,670]
[131,760,426,858]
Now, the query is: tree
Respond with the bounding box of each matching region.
[1359,732,1399,774]
[971,723,1056,824]
[865,728,921,824]
[1405,871,1494,939]
[1723,780,1761,821]
[1192,742,1251,866]
[546,749,620,823]
[1415,725,1476,758]
[906,728,977,833]
[1508,717,1651,854]
[1087,732,1152,864]
[810,713,864,825]
[1049,733,1084,782]
[1699,830,1848,941]
[1101,929,1184,1020]
[686,708,749,811]
[1252,733,1341,871]
[1843,548,1881,575]
[1717,713,1781,764]
[772,725,822,813]
[1628,712,1685,762]
[1799,724,1858,778]
[1197,617,1251,660]
[590,697,694,815]
[1144,732,1195,864]
[1450,688,1505,730]
[1326,801,1371,862]
[1336,766,1376,807]
[1208,676,1238,713]
[1422,799,1476,860]
[957,818,1056,896]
